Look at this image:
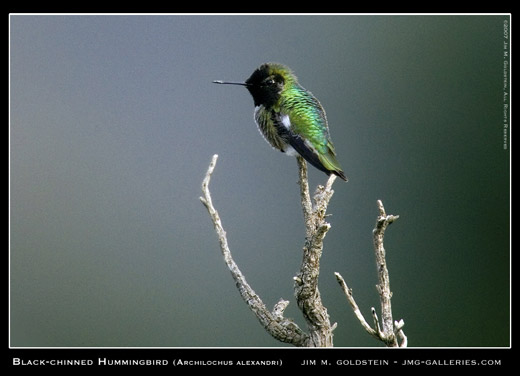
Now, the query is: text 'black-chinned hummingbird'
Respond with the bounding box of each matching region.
[213,62,348,181]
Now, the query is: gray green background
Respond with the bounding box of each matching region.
[10,15,510,347]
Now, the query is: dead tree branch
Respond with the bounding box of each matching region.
[200,154,339,346]
[200,154,406,347]
[335,200,407,347]
[200,154,309,346]
[293,156,336,347]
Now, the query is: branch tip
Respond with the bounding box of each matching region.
[394,319,405,330]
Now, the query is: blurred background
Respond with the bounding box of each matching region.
[10,14,510,347]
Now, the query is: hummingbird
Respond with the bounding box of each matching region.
[213,62,347,181]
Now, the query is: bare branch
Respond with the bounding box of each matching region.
[373,199,400,346]
[200,154,309,346]
[296,156,313,233]
[334,272,379,340]
[201,155,404,348]
[335,200,407,347]
[294,156,336,347]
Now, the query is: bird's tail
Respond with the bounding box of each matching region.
[331,169,348,181]
[318,151,348,182]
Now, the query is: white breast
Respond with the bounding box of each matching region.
[280,114,291,129]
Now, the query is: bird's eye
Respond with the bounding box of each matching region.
[264,78,276,86]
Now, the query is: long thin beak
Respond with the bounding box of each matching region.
[213,80,248,86]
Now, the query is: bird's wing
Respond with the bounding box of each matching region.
[271,111,343,177]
